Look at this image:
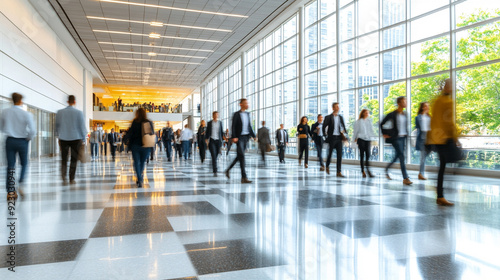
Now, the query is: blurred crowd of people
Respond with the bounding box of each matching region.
[97,97,182,113]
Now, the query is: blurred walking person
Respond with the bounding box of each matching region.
[257,121,271,166]
[297,116,312,168]
[415,102,431,180]
[197,120,207,163]
[311,114,325,171]
[181,124,193,160]
[427,79,457,206]
[381,96,413,185]
[275,124,288,163]
[174,129,182,160]
[108,128,118,160]
[89,124,101,161]
[323,102,348,177]
[162,122,174,161]
[353,109,376,178]
[206,111,224,176]
[56,95,87,185]
[0,93,36,200]
[123,108,153,188]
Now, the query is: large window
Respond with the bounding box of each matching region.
[200,0,500,170]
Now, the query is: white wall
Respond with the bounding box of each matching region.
[0,0,96,122]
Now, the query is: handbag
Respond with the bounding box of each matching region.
[266,144,275,152]
[142,122,155,148]
[341,132,348,142]
[78,143,90,163]
[445,139,464,163]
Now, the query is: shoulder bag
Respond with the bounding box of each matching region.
[142,122,155,147]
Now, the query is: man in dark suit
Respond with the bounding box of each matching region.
[311,114,325,171]
[275,124,288,163]
[108,128,118,160]
[206,111,224,176]
[162,121,174,161]
[380,96,413,185]
[197,120,207,163]
[225,99,255,183]
[323,102,347,177]
[257,121,271,166]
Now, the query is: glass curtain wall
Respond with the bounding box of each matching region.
[201,0,500,170]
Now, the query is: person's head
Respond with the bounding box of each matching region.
[68,95,76,106]
[111,128,114,132]
[167,121,171,127]
[418,102,430,115]
[93,124,97,131]
[134,107,147,122]
[201,120,206,127]
[441,78,452,95]
[261,121,266,126]
[317,114,323,123]
[239,98,249,110]
[332,102,339,113]
[11,92,23,105]
[300,116,308,124]
[359,109,369,119]
[280,124,284,129]
[213,111,219,121]
[396,96,407,109]
[184,124,188,128]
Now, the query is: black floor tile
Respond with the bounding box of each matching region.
[60,202,108,211]
[0,239,86,268]
[185,239,285,275]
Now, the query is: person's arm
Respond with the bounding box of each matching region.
[352,120,359,142]
[79,111,87,141]
[380,112,392,138]
[231,113,238,142]
[27,112,37,140]
[322,116,328,136]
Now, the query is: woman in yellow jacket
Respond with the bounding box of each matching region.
[427,78,457,206]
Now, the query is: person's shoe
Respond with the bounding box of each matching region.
[403,178,413,185]
[436,197,454,206]
[138,182,143,188]
[70,180,77,185]
[305,164,308,168]
[299,159,302,166]
[62,178,68,186]
[337,172,345,178]
[18,188,25,198]
[386,173,392,180]
[241,178,252,184]
[213,172,218,177]
[418,173,427,180]
[368,171,375,178]
[362,171,367,178]
[225,170,230,179]
[7,191,17,201]
[326,167,330,175]
[320,166,325,172]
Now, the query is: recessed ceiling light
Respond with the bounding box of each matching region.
[150,21,163,27]
[106,57,202,65]
[86,16,232,32]
[149,32,161,39]
[103,50,206,59]
[98,42,214,53]
[100,0,247,18]
[94,30,220,43]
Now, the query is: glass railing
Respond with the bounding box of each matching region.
[93,104,183,113]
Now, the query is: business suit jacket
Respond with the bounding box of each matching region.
[311,122,324,142]
[231,111,255,139]
[197,126,207,144]
[257,127,271,147]
[162,127,174,142]
[380,110,408,143]
[206,120,224,141]
[275,129,289,145]
[55,106,87,141]
[108,132,118,146]
[322,114,347,140]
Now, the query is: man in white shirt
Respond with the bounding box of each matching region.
[323,102,348,177]
[206,111,224,176]
[0,93,37,200]
[180,124,193,160]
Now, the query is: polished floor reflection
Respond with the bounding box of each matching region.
[1,149,500,280]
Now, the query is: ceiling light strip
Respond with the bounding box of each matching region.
[102,50,207,59]
[98,41,214,53]
[106,57,201,65]
[93,29,220,43]
[87,16,232,32]
[100,0,247,18]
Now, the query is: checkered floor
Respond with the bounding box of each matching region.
[1,149,500,279]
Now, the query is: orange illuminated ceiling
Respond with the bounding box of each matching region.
[94,84,191,104]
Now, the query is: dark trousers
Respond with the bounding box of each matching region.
[209,139,222,173]
[164,140,172,160]
[182,141,190,160]
[298,138,309,165]
[130,145,151,183]
[199,141,207,163]
[357,139,371,172]
[175,144,182,159]
[59,140,81,181]
[150,144,155,160]
[259,144,267,162]
[277,143,286,162]
[226,141,232,155]
[90,143,98,158]
[436,145,447,198]
[103,142,107,155]
[6,137,29,191]
[227,135,249,179]
[326,136,343,172]
[110,144,117,158]
[314,138,324,166]
[386,136,409,179]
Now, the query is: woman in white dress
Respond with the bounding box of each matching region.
[352,109,377,178]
